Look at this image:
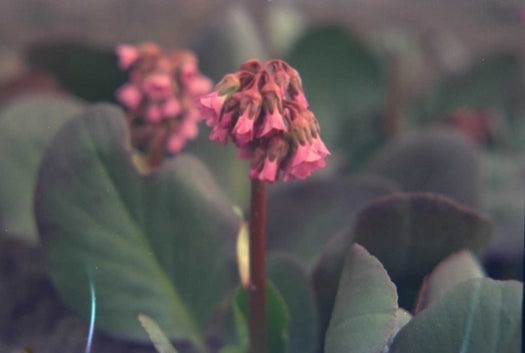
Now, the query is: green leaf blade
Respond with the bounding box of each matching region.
[325,244,398,353]
[35,104,238,351]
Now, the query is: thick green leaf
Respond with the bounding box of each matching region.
[265,4,305,57]
[266,175,398,270]
[235,282,290,353]
[26,42,127,102]
[35,104,238,350]
[325,244,398,353]
[0,94,84,243]
[286,25,388,152]
[354,192,491,308]
[267,254,317,353]
[367,129,481,208]
[195,5,268,82]
[390,279,522,353]
[138,314,179,353]
[186,133,250,210]
[414,250,485,313]
[418,53,522,123]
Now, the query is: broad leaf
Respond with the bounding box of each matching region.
[26,42,127,102]
[235,282,290,353]
[414,250,485,313]
[195,5,268,82]
[35,104,238,351]
[0,94,84,243]
[325,244,398,353]
[353,192,491,308]
[418,53,522,123]
[390,279,522,353]
[367,130,481,208]
[138,314,179,353]
[266,175,398,270]
[286,25,388,161]
[267,254,317,353]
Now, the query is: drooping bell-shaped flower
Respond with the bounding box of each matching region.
[198,59,329,183]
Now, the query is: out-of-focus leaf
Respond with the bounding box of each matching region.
[414,250,485,313]
[354,192,491,308]
[195,5,268,82]
[325,244,398,353]
[265,4,306,57]
[286,25,388,158]
[266,175,398,270]
[138,314,179,353]
[235,282,290,353]
[367,130,481,208]
[390,279,522,353]
[26,42,127,102]
[0,94,84,243]
[418,53,523,123]
[267,254,317,353]
[185,133,250,210]
[35,104,238,350]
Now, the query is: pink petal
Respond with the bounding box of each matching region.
[200,91,226,126]
[180,119,199,139]
[116,84,142,110]
[167,134,185,153]
[255,159,279,183]
[209,125,229,145]
[162,97,181,117]
[146,104,163,123]
[237,145,252,160]
[256,110,287,138]
[116,45,139,70]
[292,90,308,109]
[232,111,255,146]
[143,73,172,99]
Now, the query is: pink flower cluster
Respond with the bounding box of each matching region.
[199,59,330,183]
[115,43,212,160]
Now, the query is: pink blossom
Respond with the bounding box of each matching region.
[256,109,287,138]
[116,84,142,110]
[232,111,256,146]
[291,90,308,109]
[162,97,181,117]
[146,104,163,123]
[143,73,172,99]
[167,134,185,153]
[180,62,213,97]
[209,125,229,145]
[200,91,227,126]
[180,119,199,139]
[116,45,139,70]
[251,159,280,183]
[282,137,330,181]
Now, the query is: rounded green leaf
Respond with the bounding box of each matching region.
[0,94,84,243]
[366,130,481,208]
[353,192,491,308]
[286,25,387,151]
[235,282,290,353]
[414,250,485,313]
[266,175,398,270]
[325,244,398,353]
[35,104,238,350]
[267,254,317,353]
[390,279,523,353]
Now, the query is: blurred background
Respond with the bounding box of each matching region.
[0,1,523,352]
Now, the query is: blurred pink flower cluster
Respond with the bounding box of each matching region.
[199,59,330,183]
[115,43,212,165]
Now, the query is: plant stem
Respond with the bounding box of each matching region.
[249,179,267,353]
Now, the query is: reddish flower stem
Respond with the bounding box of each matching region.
[249,179,267,353]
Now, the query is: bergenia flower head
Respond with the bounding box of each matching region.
[115,43,212,167]
[199,59,330,183]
